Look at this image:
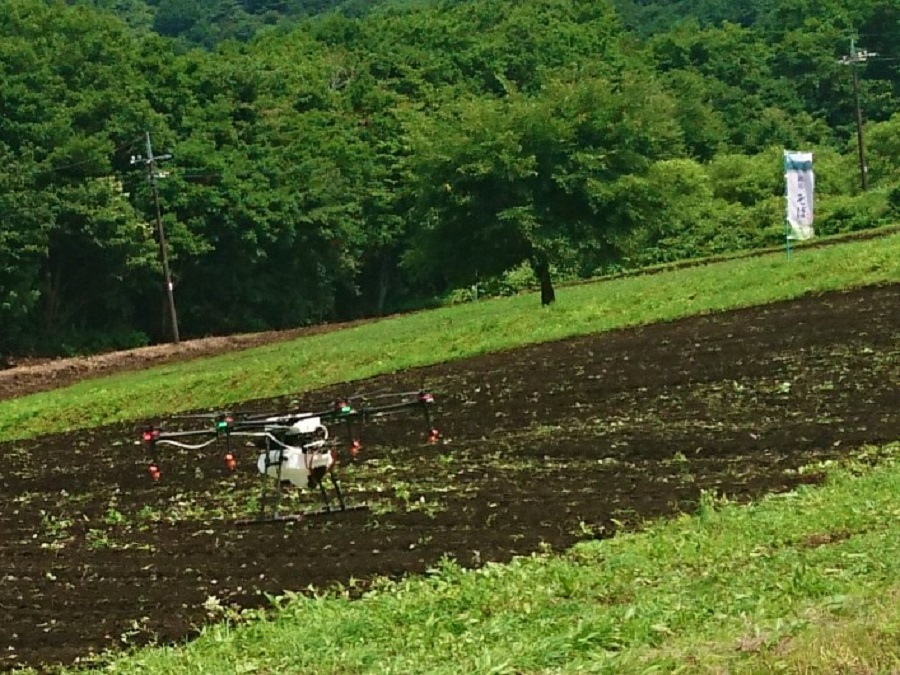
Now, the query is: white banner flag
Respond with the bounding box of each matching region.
[784,150,815,240]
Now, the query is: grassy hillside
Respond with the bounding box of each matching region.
[0,230,898,443]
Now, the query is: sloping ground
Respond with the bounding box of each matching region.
[0,284,897,671]
[0,319,374,402]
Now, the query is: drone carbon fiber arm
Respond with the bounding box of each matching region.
[139,390,440,482]
[140,423,233,480]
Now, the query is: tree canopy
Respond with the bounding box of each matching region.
[2,0,898,356]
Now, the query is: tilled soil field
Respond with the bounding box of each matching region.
[1,284,898,672]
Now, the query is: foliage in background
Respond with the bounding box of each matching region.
[1,0,898,356]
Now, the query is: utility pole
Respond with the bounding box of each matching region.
[839,38,877,191]
[132,132,180,344]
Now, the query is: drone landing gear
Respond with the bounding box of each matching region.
[233,503,369,526]
[234,467,368,526]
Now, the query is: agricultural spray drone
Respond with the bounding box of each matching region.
[140,390,440,524]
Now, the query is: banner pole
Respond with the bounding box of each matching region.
[783,150,791,259]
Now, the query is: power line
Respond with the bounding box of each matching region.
[36,136,144,176]
[857,31,900,38]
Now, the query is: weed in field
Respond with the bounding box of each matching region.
[39,511,75,551]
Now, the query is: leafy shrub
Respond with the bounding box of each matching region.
[816,190,895,236]
[46,328,151,358]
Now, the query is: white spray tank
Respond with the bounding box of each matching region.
[256,415,334,487]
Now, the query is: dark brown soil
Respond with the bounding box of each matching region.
[1,284,898,672]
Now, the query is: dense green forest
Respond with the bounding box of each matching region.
[67,0,402,48]
[1,0,899,357]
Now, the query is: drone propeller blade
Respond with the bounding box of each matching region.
[367,391,435,411]
[233,412,273,422]
[171,413,225,422]
[344,387,395,401]
[352,389,425,401]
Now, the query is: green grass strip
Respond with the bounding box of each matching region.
[1,231,897,442]
[61,443,899,675]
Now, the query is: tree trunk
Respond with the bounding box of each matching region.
[531,254,555,306]
[42,265,63,336]
[376,255,391,316]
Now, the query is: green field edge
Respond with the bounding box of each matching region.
[565,221,900,288]
[0,230,897,443]
[42,441,897,675]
